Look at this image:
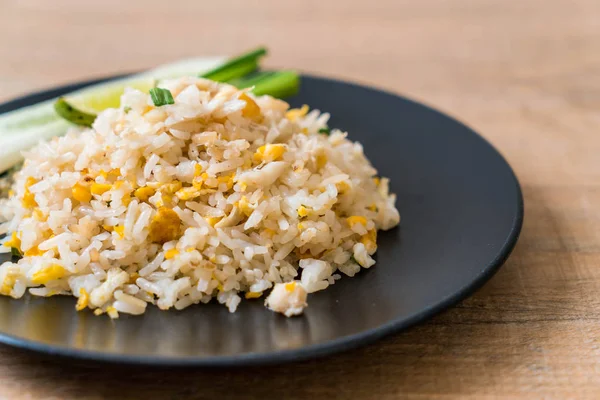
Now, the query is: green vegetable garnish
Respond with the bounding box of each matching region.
[230,70,300,98]
[11,247,22,259]
[200,47,267,82]
[54,98,97,127]
[319,127,331,134]
[123,106,132,114]
[228,71,275,88]
[51,47,300,135]
[250,70,300,98]
[149,88,175,107]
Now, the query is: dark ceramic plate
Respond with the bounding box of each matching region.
[0,73,523,366]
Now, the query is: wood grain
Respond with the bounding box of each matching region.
[1,0,600,398]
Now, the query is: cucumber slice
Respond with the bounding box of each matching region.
[0,57,224,173]
[0,57,224,134]
[64,78,156,115]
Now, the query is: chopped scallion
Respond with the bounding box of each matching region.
[250,70,300,98]
[149,88,174,107]
[228,71,276,89]
[11,247,22,259]
[319,127,331,135]
[201,47,267,82]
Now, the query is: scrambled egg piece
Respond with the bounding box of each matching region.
[165,248,179,260]
[265,281,307,317]
[128,272,139,284]
[33,209,47,221]
[360,229,378,254]
[113,225,125,238]
[149,207,181,243]
[263,228,275,238]
[134,186,155,202]
[297,205,310,218]
[22,177,37,208]
[253,144,286,163]
[3,232,21,252]
[0,269,18,296]
[155,181,182,207]
[106,306,119,319]
[240,93,262,122]
[236,196,254,216]
[31,264,66,285]
[99,169,121,180]
[72,183,92,203]
[205,216,222,227]
[315,153,327,170]
[346,216,367,228]
[175,186,202,201]
[285,104,309,121]
[285,282,296,292]
[122,195,132,206]
[24,245,44,257]
[336,180,351,194]
[90,183,111,196]
[76,288,89,311]
[217,174,235,190]
[162,181,183,194]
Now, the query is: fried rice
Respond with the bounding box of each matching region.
[0,77,400,317]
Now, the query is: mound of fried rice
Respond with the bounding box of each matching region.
[0,77,400,317]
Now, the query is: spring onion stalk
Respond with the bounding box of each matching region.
[149,88,175,107]
[227,71,275,88]
[249,70,300,98]
[200,47,267,82]
[229,70,300,98]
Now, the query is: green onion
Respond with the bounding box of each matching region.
[54,98,96,127]
[228,70,300,98]
[11,247,22,259]
[319,127,331,135]
[200,47,267,82]
[250,70,300,98]
[228,71,275,88]
[149,88,175,106]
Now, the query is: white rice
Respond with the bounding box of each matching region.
[0,77,400,318]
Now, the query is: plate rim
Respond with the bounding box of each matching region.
[0,73,524,366]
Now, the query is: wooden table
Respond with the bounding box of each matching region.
[1,0,600,398]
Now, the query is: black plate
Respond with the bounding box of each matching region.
[0,73,523,366]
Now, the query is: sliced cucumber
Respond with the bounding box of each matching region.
[0,57,224,173]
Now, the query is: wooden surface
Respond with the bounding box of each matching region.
[1,0,600,398]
